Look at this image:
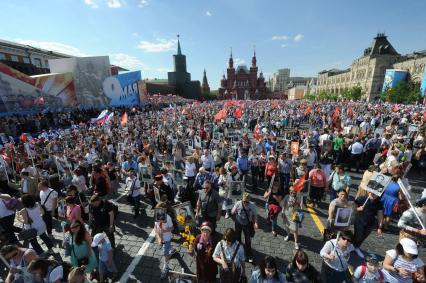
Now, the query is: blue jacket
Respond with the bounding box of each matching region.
[237,155,250,171]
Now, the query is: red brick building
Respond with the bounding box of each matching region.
[218,50,268,100]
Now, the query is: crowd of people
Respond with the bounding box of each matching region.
[0,99,425,282]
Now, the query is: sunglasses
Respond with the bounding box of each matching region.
[341,237,351,242]
[70,225,80,229]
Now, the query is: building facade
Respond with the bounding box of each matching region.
[287,86,307,100]
[0,39,71,76]
[218,50,267,100]
[316,33,426,101]
[271,68,290,92]
[167,39,201,99]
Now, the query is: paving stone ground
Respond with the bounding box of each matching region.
[1,170,424,283]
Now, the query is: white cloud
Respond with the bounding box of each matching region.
[83,0,99,8]
[281,44,288,48]
[206,11,212,16]
[109,53,148,70]
[107,0,124,8]
[294,34,304,42]
[138,0,149,8]
[234,58,245,65]
[137,38,177,53]
[271,35,288,40]
[15,39,87,57]
[131,32,139,37]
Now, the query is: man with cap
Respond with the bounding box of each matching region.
[231,192,258,263]
[196,179,222,231]
[89,195,116,248]
[397,195,426,243]
[92,233,117,283]
[353,253,385,283]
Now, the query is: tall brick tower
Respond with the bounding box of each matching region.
[201,69,210,93]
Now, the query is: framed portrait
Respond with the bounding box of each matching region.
[153,185,161,203]
[194,136,202,149]
[290,141,299,156]
[117,143,125,153]
[323,140,332,152]
[168,270,197,283]
[173,169,184,185]
[365,172,391,197]
[186,139,194,151]
[154,207,167,223]
[232,135,240,144]
[140,166,153,183]
[173,201,195,225]
[333,207,353,227]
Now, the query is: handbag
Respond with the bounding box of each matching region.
[18,209,38,241]
[219,241,241,282]
[71,237,89,266]
[241,202,255,238]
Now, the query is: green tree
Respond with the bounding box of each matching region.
[382,81,420,104]
[304,93,316,100]
[341,86,363,101]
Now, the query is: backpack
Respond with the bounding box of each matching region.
[359,264,384,282]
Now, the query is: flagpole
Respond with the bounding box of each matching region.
[398,179,426,230]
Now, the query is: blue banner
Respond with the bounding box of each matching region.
[420,71,426,98]
[102,71,142,106]
[382,69,408,93]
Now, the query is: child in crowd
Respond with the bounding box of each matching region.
[91,233,117,283]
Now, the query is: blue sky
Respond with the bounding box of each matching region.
[1,0,426,89]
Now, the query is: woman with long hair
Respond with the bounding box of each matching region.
[18,194,54,255]
[69,220,97,273]
[250,255,285,283]
[27,259,63,283]
[1,244,38,283]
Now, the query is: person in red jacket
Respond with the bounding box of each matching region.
[265,156,278,188]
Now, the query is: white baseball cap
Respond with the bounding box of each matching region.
[400,238,418,255]
[91,233,106,247]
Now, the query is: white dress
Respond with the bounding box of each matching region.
[23,205,47,236]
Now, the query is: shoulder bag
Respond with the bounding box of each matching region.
[126,179,136,204]
[18,209,38,241]
[40,189,54,215]
[241,203,255,237]
[219,241,241,283]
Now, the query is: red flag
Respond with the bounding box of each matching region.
[120,112,128,126]
[424,110,426,120]
[304,107,312,115]
[253,125,262,142]
[234,108,242,118]
[347,107,353,118]
[333,106,340,119]
[214,109,227,121]
[293,175,306,192]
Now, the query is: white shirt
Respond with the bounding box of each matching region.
[126,177,141,197]
[320,239,354,271]
[201,154,215,170]
[382,249,424,283]
[39,189,58,212]
[185,162,196,177]
[319,134,330,146]
[155,215,173,242]
[349,142,364,155]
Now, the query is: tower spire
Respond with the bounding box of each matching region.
[177,34,182,55]
[252,45,257,68]
[228,47,234,68]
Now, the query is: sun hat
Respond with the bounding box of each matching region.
[91,233,106,247]
[400,238,418,255]
[200,222,212,232]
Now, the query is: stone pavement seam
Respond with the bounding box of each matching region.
[119,229,156,282]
